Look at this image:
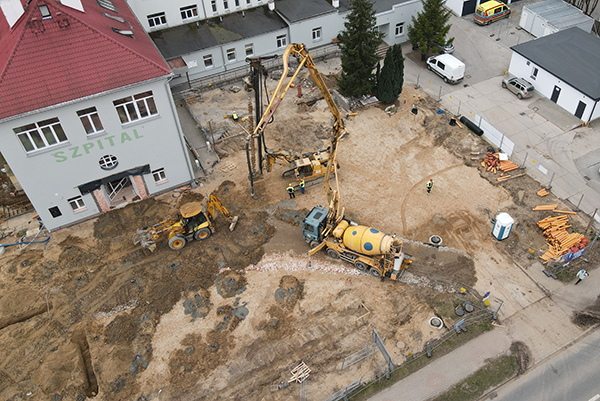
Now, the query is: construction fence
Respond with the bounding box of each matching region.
[321,283,502,401]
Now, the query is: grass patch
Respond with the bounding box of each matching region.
[428,354,517,401]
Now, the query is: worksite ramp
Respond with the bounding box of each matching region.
[519,0,593,37]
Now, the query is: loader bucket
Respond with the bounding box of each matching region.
[229,216,239,231]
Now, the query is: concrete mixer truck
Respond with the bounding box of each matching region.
[303,206,412,280]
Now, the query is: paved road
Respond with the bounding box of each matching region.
[494,327,600,401]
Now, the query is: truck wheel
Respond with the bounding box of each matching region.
[310,240,320,249]
[355,261,368,271]
[168,235,186,250]
[443,76,449,83]
[194,228,211,241]
[327,249,340,259]
[427,64,432,71]
[369,268,382,278]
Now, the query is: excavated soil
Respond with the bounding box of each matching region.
[0,62,594,401]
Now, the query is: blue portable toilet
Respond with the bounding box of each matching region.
[492,212,514,240]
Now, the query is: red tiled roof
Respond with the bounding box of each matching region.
[0,0,171,120]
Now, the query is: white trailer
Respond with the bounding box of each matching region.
[519,0,594,38]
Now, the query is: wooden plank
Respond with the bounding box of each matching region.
[554,210,576,215]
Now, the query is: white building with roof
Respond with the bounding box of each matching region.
[509,27,600,123]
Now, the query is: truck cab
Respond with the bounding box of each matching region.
[303,206,328,244]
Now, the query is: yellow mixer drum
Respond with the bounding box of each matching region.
[342,225,393,256]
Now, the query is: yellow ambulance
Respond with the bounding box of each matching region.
[474,0,510,25]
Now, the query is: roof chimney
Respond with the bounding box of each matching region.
[268,0,275,11]
[1,0,25,28]
[332,0,339,8]
[60,0,84,12]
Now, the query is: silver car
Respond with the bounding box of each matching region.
[502,76,534,99]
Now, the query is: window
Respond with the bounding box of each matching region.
[223,0,229,9]
[49,206,62,218]
[531,67,539,80]
[14,118,68,153]
[245,43,254,57]
[68,196,86,212]
[39,5,51,19]
[97,0,117,12]
[103,12,125,23]
[312,27,322,41]
[276,34,286,48]
[152,168,167,183]
[180,5,198,20]
[113,91,158,124]
[226,48,236,62]
[147,12,166,27]
[235,0,240,6]
[203,54,213,68]
[246,0,251,4]
[99,155,118,170]
[395,22,404,36]
[77,107,104,135]
[211,0,217,12]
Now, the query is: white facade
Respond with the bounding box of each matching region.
[0,79,195,231]
[508,52,600,122]
[376,0,423,46]
[129,0,270,31]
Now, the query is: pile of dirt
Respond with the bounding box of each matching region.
[510,341,532,375]
[572,294,600,328]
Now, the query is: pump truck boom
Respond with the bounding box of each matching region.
[286,44,412,279]
[133,194,238,252]
[246,44,343,192]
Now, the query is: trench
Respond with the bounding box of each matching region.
[0,304,50,331]
[72,330,99,398]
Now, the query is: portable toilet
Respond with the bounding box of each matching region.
[492,212,514,240]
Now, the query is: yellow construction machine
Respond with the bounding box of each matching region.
[246,44,344,193]
[133,194,238,251]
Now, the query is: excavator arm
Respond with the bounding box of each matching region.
[206,194,239,231]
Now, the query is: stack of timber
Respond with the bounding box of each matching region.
[479,151,520,181]
[537,188,549,197]
[537,215,588,263]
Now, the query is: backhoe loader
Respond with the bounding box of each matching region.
[133,194,238,251]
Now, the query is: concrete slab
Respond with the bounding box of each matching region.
[504,297,584,362]
[495,116,529,136]
[485,106,513,125]
[529,98,582,132]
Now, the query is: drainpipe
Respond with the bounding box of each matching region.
[587,99,598,126]
[165,75,196,184]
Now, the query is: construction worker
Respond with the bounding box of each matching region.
[286,183,295,199]
[427,179,434,195]
[232,111,238,121]
[575,269,589,285]
[300,178,305,194]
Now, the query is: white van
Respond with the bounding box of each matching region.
[426,54,465,84]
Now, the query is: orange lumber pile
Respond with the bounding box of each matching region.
[481,151,500,174]
[480,151,519,175]
[499,160,519,172]
[537,188,549,197]
[533,204,557,211]
[537,215,588,263]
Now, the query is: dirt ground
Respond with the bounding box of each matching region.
[0,63,592,401]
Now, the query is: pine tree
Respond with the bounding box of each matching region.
[407,0,453,59]
[376,44,405,104]
[337,0,383,98]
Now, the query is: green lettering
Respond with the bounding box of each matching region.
[97,139,104,150]
[53,151,67,162]
[70,146,82,158]
[105,136,115,147]
[82,143,94,154]
[133,129,143,139]
[121,132,132,143]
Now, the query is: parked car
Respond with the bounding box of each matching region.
[438,42,455,54]
[502,75,534,99]
[426,54,465,84]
